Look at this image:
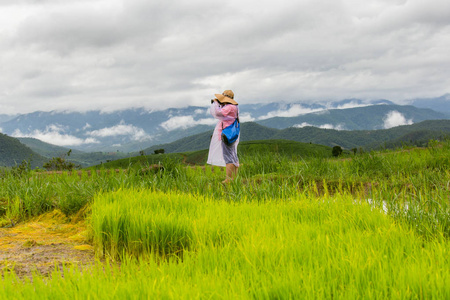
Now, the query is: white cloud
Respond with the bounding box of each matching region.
[320,124,346,130]
[293,122,345,130]
[160,116,216,131]
[383,110,413,129]
[86,121,150,141]
[194,109,207,115]
[239,113,255,122]
[259,105,324,120]
[47,123,67,132]
[330,101,373,110]
[12,126,99,146]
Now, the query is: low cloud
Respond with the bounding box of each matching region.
[259,105,324,120]
[293,122,345,130]
[160,116,216,131]
[239,113,255,122]
[194,109,208,115]
[330,101,373,110]
[86,121,150,141]
[12,125,99,146]
[383,111,413,129]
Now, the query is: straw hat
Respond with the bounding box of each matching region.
[215,90,238,105]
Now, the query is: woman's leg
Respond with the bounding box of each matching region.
[224,163,238,183]
[232,164,238,178]
[222,142,239,183]
[224,163,233,182]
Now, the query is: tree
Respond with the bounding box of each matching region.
[332,146,343,157]
[154,149,165,154]
[43,150,78,171]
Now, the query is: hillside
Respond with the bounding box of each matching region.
[257,105,448,130]
[143,123,279,154]
[410,94,450,115]
[378,130,450,149]
[0,133,47,168]
[237,139,332,158]
[143,120,450,153]
[18,137,132,167]
[18,138,85,158]
[268,119,450,149]
[95,139,332,169]
[187,139,333,165]
[0,114,17,123]
[2,101,448,152]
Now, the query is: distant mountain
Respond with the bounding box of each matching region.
[0,108,215,152]
[0,114,18,124]
[238,98,394,120]
[326,98,394,107]
[0,133,47,168]
[409,94,450,115]
[17,137,132,167]
[143,120,450,153]
[257,105,447,130]
[1,99,448,153]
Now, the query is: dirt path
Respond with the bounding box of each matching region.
[0,210,96,278]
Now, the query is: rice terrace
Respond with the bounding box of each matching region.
[0,139,449,299]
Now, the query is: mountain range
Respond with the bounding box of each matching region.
[2,119,450,168]
[1,96,449,152]
[143,120,450,155]
[409,94,450,114]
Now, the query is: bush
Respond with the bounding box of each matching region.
[43,150,79,171]
[332,146,343,157]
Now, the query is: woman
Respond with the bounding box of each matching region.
[207,90,239,183]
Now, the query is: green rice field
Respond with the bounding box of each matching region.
[0,140,449,299]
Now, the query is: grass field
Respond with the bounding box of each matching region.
[93,139,334,169]
[0,139,449,298]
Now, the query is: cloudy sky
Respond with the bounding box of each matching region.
[1,0,449,115]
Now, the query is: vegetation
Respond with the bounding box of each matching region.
[43,150,79,171]
[332,145,343,157]
[0,133,47,168]
[94,140,333,169]
[18,137,132,167]
[145,119,450,154]
[154,148,165,154]
[3,120,450,169]
[85,190,449,299]
[0,139,449,298]
[17,137,85,158]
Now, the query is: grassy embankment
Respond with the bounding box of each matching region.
[0,140,449,298]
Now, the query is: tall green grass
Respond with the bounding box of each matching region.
[1,140,449,238]
[3,189,449,298]
[1,141,449,298]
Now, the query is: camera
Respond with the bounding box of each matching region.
[211,98,220,104]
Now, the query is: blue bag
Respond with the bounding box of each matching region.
[221,118,240,146]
